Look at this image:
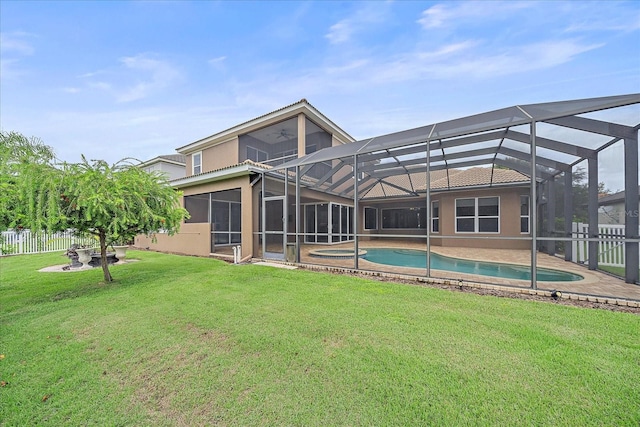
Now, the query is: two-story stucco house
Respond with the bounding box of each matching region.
[136,99,535,262]
[136,99,356,260]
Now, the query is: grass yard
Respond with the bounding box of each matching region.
[1,251,639,426]
[598,264,640,279]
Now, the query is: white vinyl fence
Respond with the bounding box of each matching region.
[572,223,640,267]
[0,229,97,256]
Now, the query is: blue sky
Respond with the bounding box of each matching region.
[1,0,639,188]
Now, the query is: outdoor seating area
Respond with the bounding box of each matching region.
[62,244,128,270]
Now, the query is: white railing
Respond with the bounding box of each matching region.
[0,229,97,256]
[571,223,639,267]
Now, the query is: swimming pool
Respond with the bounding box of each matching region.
[363,248,583,282]
[309,248,368,259]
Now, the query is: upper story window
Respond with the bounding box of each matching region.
[192,152,202,175]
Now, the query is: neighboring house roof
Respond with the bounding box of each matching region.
[140,154,186,167]
[176,99,356,154]
[598,186,640,206]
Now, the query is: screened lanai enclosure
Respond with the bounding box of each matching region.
[258,94,640,296]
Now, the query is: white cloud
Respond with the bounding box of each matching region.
[560,1,640,33]
[408,39,604,80]
[207,56,227,72]
[417,1,531,30]
[78,70,106,79]
[0,32,35,55]
[76,54,181,103]
[416,4,449,29]
[321,38,601,85]
[325,3,392,44]
[326,20,353,44]
[0,32,35,80]
[208,56,226,65]
[116,54,181,102]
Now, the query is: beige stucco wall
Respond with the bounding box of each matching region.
[332,134,346,147]
[436,187,529,249]
[202,138,239,174]
[135,222,211,257]
[183,138,239,177]
[356,186,530,250]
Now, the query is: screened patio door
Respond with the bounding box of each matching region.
[264,197,285,259]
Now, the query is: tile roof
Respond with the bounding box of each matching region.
[362,167,529,199]
[430,167,529,190]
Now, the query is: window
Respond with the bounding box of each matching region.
[304,202,353,244]
[184,194,209,223]
[211,190,242,246]
[247,146,268,163]
[455,197,499,233]
[381,207,427,229]
[183,190,242,248]
[192,152,202,175]
[304,205,316,243]
[520,195,530,233]
[364,207,377,230]
[431,201,439,233]
[316,204,329,243]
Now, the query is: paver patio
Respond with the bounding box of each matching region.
[287,241,640,302]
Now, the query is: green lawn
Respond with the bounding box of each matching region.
[1,251,639,426]
[598,264,640,279]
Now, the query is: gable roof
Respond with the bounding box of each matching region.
[176,99,355,154]
[139,154,186,167]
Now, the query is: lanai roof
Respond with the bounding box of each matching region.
[273,93,640,200]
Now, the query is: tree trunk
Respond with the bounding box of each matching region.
[99,231,113,282]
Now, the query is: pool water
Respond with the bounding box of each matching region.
[309,249,367,259]
[363,248,583,282]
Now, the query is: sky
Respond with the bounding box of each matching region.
[1,1,639,189]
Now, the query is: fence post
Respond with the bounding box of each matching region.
[19,232,24,255]
[571,222,578,263]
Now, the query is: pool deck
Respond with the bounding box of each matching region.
[289,241,640,303]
